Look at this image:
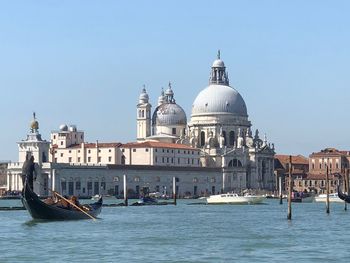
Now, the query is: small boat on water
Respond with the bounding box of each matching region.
[21,182,102,220]
[314,193,343,203]
[291,192,315,203]
[206,193,265,205]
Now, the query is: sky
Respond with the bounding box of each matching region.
[0,0,349,161]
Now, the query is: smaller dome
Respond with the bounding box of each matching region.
[30,120,39,130]
[212,59,225,68]
[59,124,68,131]
[69,125,77,132]
[152,103,187,126]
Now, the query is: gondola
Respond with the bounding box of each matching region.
[21,182,102,220]
[337,186,350,203]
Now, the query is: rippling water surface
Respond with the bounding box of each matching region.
[1,198,350,262]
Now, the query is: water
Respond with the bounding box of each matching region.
[1,199,350,262]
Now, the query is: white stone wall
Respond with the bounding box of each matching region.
[53,164,222,198]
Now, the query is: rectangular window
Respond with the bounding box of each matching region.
[78,150,80,153]
[172,128,176,135]
[53,135,56,139]
[68,157,72,163]
[60,153,63,157]
[178,158,180,164]
[162,157,164,163]
[162,149,165,153]
[60,141,63,145]
[88,149,91,154]
[98,157,101,163]
[133,149,136,152]
[171,150,174,153]
[98,149,101,153]
[155,157,157,163]
[69,150,71,153]
[88,157,91,162]
[167,149,169,153]
[54,158,57,163]
[155,149,158,152]
[122,149,125,152]
[108,156,112,162]
[78,157,81,162]
[167,157,169,163]
[76,181,81,190]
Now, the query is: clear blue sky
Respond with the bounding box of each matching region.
[1,0,349,161]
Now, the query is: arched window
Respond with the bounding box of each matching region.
[141,110,145,118]
[222,131,227,146]
[200,131,205,147]
[229,131,235,146]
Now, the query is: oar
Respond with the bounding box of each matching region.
[34,181,97,220]
[52,191,97,221]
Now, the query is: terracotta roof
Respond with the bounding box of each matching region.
[310,148,350,157]
[122,141,198,150]
[275,155,309,165]
[68,142,122,149]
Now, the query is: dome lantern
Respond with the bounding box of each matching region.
[209,50,229,85]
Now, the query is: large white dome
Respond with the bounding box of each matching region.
[191,84,247,117]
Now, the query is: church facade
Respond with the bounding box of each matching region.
[7,52,275,197]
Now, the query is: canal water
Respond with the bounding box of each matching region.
[1,198,350,262]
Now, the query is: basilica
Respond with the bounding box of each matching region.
[137,51,275,190]
[7,52,275,197]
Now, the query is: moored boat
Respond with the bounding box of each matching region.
[206,192,265,205]
[337,187,350,203]
[21,182,102,220]
[291,192,315,203]
[314,193,343,203]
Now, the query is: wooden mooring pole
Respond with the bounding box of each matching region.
[345,168,349,211]
[287,155,292,220]
[173,177,177,206]
[326,163,330,214]
[123,174,128,206]
[279,175,283,205]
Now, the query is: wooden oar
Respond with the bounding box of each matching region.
[52,191,97,221]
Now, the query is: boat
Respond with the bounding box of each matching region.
[337,187,350,203]
[314,193,343,203]
[21,182,102,220]
[206,192,266,205]
[291,192,315,203]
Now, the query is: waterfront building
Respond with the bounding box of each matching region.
[7,52,275,197]
[274,154,309,193]
[280,148,348,194]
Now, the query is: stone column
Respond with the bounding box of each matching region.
[7,173,10,191]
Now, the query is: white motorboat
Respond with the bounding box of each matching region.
[314,193,343,203]
[206,193,266,205]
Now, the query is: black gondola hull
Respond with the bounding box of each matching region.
[21,183,102,220]
[337,186,350,203]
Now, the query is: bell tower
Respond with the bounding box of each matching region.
[137,86,152,141]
